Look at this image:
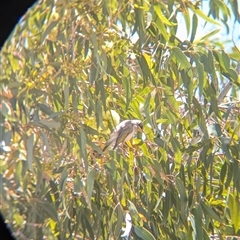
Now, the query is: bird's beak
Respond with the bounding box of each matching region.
[138,124,143,132]
[138,124,146,141]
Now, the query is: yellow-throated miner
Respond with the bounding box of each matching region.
[102,119,143,152]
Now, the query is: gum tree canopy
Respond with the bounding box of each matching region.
[1,0,240,239]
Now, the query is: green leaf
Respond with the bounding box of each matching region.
[89,57,99,84]
[171,138,182,165]
[184,139,211,154]
[37,103,55,116]
[26,133,34,171]
[81,214,95,239]
[134,226,156,240]
[200,201,222,222]
[221,50,230,70]
[153,5,176,26]
[228,193,240,232]
[74,174,82,193]
[192,204,203,240]
[137,53,154,85]
[59,168,68,192]
[84,39,89,58]
[176,178,188,225]
[86,168,96,202]
[220,162,227,184]
[41,20,58,42]
[96,99,103,128]
[172,47,191,69]
[122,77,131,111]
[229,0,239,22]
[213,50,228,72]
[127,200,143,225]
[190,14,198,42]
[2,0,239,238]
[219,137,233,162]
[153,18,169,41]
[128,200,139,216]
[36,199,58,222]
[199,51,214,75]
[195,56,204,97]
[190,6,221,25]
[86,138,103,153]
[223,68,238,82]
[162,190,171,224]
[176,178,187,201]
[189,214,196,236]
[115,206,124,237]
[39,130,51,157]
[39,119,60,128]
[144,93,152,125]
[63,83,69,109]
[192,96,209,137]
[182,8,191,37]
[78,127,87,159]
[195,29,221,43]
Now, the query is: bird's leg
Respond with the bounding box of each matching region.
[116,143,125,155]
[116,142,130,156]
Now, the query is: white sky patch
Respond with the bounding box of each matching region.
[176,1,240,51]
[121,212,132,239]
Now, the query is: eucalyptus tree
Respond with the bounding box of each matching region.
[1,0,239,239]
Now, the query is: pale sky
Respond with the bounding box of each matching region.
[176,1,240,53]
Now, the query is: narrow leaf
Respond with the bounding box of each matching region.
[41,20,58,42]
[172,47,191,69]
[59,168,68,192]
[37,200,58,222]
[190,14,198,42]
[193,205,203,240]
[190,6,221,25]
[26,133,34,171]
[154,5,176,26]
[134,225,156,240]
[86,168,96,202]
[200,201,222,222]
[228,193,240,231]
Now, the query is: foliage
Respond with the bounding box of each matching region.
[1,0,240,239]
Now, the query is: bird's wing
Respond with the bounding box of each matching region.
[113,122,133,148]
[102,131,118,152]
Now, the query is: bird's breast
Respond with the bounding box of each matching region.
[124,130,135,142]
[124,125,138,142]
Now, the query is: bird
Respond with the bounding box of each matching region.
[102,119,143,152]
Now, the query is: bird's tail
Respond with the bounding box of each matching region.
[102,138,115,152]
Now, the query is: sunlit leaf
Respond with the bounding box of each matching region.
[41,20,59,42]
[189,6,221,25]
[228,192,240,231]
[153,5,176,26]
[1,0,239,238]
[195,29,221,43]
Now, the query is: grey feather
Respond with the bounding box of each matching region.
[102,119,143,152]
